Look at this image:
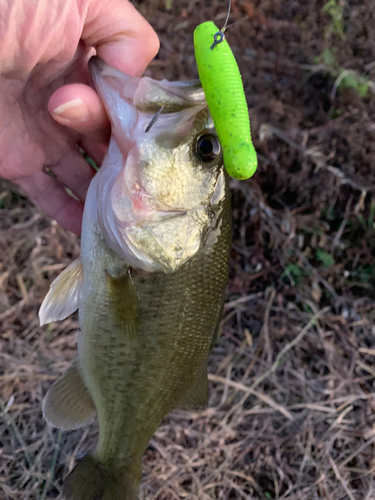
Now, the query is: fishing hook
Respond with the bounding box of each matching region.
[145,105,165,133]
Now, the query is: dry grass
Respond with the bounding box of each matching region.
[2,0,375,499]
[2,178,375,499]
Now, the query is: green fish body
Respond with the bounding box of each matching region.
[39,57,231,500]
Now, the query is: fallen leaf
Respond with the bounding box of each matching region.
[241,1,255,18]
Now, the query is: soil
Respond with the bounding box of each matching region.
[1,1,375,499]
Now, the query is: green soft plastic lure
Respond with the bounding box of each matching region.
[194,21,257,180]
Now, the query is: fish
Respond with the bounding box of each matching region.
[39,56,232,500]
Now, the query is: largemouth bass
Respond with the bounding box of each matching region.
[39,56,232,500]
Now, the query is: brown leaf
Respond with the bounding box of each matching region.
[240,1,255,18]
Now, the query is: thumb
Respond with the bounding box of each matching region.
[82,0,159,76]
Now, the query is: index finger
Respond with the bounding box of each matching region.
[82,0,159,77]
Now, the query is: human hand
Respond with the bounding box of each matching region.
[0,0,159,234]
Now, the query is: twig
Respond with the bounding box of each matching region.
[250,307,330,392]
[0,299,26,320]
[68,428,90,472]
[224,292,262,310]
[356,359,375,378]
[259,124,367,193]
[218,308,329,426]
[328,455,356,500]
[293,249,338,300]
[328,405,353,431]
[358,348,375,355]
[208,374,293,420]
[40,429,62,500]
[338,435,375,469]
[0,399,32,468]
[260,288,276,364]
[331,195,353,251]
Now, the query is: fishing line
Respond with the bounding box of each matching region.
[224,15,249,32]
[210,0,232,49]
[222,0,232,32]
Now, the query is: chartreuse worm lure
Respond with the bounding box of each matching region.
[194,21,257,180]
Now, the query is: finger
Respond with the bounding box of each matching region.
[49,84,110,144]
[83,0,160,77]
[16,171,84,235]
[48,149,97,201]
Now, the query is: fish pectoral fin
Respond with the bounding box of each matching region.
[39,257,83,325]
[105,267,139,329]
[178,360,209,410]
[43,360,96,430]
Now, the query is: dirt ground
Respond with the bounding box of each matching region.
[1,0,375,498]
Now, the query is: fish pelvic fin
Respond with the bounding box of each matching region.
[63,455,140,500]
[39,257,83,325]
[43,360,96,430]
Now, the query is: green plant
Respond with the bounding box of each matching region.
[357,199,375,231]
[315,249,334,268]
[282,263,308,286]
[317,47,336,67]
[314,52,372,99]
[350,265,375,284]
[322,0,344,38]
[321,204,337,222]
[313,1,374,99]
[335,70,371,98]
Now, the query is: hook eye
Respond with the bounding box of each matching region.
[210,31,225,50]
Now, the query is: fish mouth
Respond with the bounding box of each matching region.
[89,55,208,165]
[89,56,207,124]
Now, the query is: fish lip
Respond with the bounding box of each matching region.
[88,55,135,98]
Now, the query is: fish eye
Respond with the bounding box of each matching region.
[196,134,222,162]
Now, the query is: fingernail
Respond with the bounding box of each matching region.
[52,99,88,121]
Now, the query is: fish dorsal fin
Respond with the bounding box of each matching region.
[39,257,83,326]
[43,360,96,430]
[179,360,209,410]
